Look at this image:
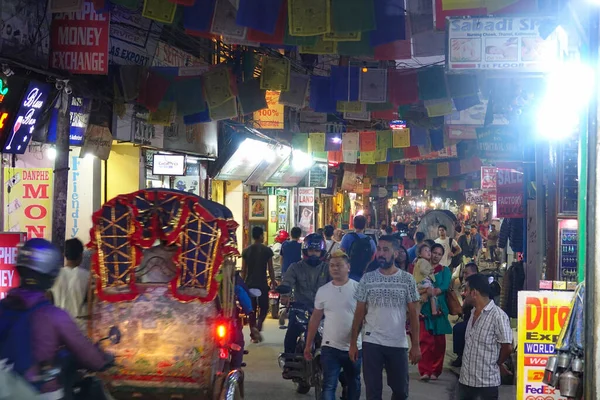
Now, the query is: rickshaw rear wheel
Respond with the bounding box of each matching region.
[296,383,311,394]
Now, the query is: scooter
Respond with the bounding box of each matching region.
[276,285,323,399]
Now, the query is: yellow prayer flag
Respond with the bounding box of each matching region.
[377,163,389,177]
[437,162,450,177]
[441,0,484,11]
[336,101,364,112]
[392,128,410,148]
[299,36,337,54]
[261,56,291,92]
[142,0,177,23]
[309,133,326,152]
[288,0,331,36]
[360,151,376,164]
[323,31,361,42]
[425,99,454,117]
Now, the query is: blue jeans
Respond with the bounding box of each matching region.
[362,342,408,400]
[321,346,362,400]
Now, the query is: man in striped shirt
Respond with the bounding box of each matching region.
[459,274,513,400]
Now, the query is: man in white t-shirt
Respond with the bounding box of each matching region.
[50,238,90,331]
[350,235,421,400]
[305,250,361,400]
[434,224,462,268]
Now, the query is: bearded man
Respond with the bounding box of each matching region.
[349,235,421,400]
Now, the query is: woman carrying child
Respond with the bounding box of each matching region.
[415,243,452,381]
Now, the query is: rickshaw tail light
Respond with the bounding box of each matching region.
[216,324,227,339]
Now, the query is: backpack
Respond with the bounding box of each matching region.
[348,233,375,279]
[0,300,51,392]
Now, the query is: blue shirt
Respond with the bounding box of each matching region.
[340,232,377,255]
[281,240,302,275]
[407,244,418,263]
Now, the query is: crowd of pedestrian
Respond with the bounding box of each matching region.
[240,215,513,400]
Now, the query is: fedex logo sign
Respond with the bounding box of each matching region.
[525,385,556,394]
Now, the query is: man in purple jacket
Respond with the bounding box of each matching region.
[0,238,112,397]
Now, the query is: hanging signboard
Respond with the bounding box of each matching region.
[297,187,315,237]
[109,4,160,67]
[477,126,523,161]
[447,16,560,72]
[4,168,53,239]
[517,290,574,400]
[481,166,497,190]
[0,232,27,299]
[46,97,91,146]
[308,162,328,188]
[254,91,284,130]
[50,1,110,74]
[464,189,484,204]
[497,164,525,218]
[3,82,52,154]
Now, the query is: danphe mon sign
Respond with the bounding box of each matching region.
[447,16,560,72]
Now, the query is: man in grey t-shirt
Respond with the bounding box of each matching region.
[349,235,421,400]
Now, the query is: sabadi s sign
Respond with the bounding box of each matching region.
[447,16,561,72]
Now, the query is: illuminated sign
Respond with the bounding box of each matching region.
[0,233,27,299]
[3,82,51,154]
[0,80,8,103]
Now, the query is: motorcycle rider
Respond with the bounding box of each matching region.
[280,233,330,354]
[0,238,113,398]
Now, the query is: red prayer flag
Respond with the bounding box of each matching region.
[388,70,419,106]
[359,131,377,152]
[416,165,427,179]
[374,17,411,60]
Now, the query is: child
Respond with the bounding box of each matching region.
[412,243,438,315]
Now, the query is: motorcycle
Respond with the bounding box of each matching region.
[276,286,323,399]
[269,275,281,319]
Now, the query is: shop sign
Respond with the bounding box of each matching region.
[3,82,52,154]
[497,165,524,218]
[152,41,205,67]
[477,126,522,161]
[254,91,284,130]
[46,97,91,146]
[397,183,405,197]
[517,291,574,400]
[132,117,164,148]
[3,169,53,239]
[51,1,110,74]
[66,147,95,239]
[163,118,218,157]
[481,166,497,190]
[297,187,315,237]
[276,189,288,231]
[308,162,328,189]
[447,16,559,72]
[109,4,159,67]
[464,189,484,204]
[445,100,509,127]
[0,232,27,299]
[80,124,112,160]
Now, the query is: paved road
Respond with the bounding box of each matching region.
[242,319,517,400]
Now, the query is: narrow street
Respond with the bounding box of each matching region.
[242,319,517,400]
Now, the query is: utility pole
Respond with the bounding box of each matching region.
[51,88,71,248]
[584,8,600,400]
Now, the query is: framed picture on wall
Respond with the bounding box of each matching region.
[248,221,267,244]
[249,194,268,220]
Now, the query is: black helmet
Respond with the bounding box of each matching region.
[302,233,326,265]
[16,239,62,289]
